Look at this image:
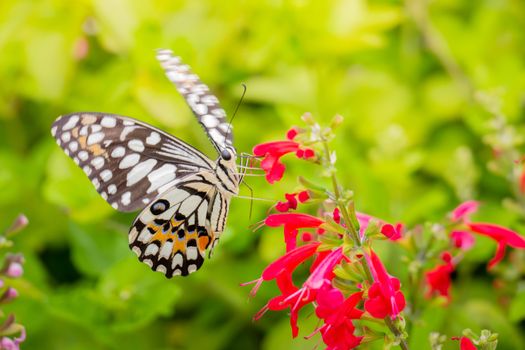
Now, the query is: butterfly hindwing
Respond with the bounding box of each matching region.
[156,49,234,152]
[129,174,230,277]
[51,113,214,212]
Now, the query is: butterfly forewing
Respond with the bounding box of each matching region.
[51,113,214,212]
[156,49,234,152]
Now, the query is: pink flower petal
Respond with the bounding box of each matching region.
[451,201,479,221]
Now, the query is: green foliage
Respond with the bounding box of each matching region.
[0,0,524,349]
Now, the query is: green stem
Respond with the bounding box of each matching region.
[321,140,409,349]
[385,317,410,350]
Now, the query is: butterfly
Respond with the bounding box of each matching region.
[51,49,244,277]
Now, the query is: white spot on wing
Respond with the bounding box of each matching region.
[145,244,159,256]
[69,141,78,152]
[201,115,219,128]
[78,151,89,161]
[186,246,198,261]
[138,229,152,243]
[100,169,113,182]
[91,156,104,170]
[146,132,161,145]
[92,178,100,189]
[62,115,79,130]
[101,116,117,128]
[132,246,141,256]
[121,191,131,205]
[128,139,145,152]
[129,227,139,244]
[188,264,197,274]
[119,153,140,169]
[90,125,102,133]
[120,126,138,141]
[172,253,183,268]
[146,164,177,193]
[194,104,208,115]
[156,265,167,274]
[159,241,173,260]
[87,132,104,145]
[61,132,71,142]
[127,159,158,186]
[108,184,117,194]
[111,146,125,158]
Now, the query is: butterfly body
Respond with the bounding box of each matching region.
[51,50,242,277]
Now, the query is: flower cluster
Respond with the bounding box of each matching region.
[246,114,525,349]
[423,200,525,301]
[0,215,28,350]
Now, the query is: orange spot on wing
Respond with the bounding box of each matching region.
[78,136,87,148]
[198,236,210,252]
[72,127,79,138]
[88,143,106,156]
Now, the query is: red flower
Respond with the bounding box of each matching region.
[297,190,310,203]
[275,191,310,212]
[467,222,525,269]
[253,141,301,183]
[333,208,341,224]
[364,251,406,319]
[451,231,475,250]
[253,141,315,184]
[286,127,299,140]
[425,252,455,301]
[265,213,324,251]
[316,288,364,350]
[249,247,345,338]
[460,337,477,350]
[380,223,404,241]
[452,336,477,350]
[451,201,479,221]
[276,193,299,212]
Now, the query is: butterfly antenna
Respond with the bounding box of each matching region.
[226,83,247,141]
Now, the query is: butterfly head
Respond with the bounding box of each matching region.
[219,147,237,164]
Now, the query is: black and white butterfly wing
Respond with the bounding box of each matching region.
[51,113,215,212]
[156,49,234,153]
[129,174,231,277]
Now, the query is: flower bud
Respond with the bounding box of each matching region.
[330,114,344,129]
[300,112,315,125]
[0,288,19,304]
[5,263,23,278]
[5,215,28,236]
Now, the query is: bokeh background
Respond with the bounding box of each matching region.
[1,0,525,349]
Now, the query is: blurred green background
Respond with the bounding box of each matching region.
[1,0,525,349]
